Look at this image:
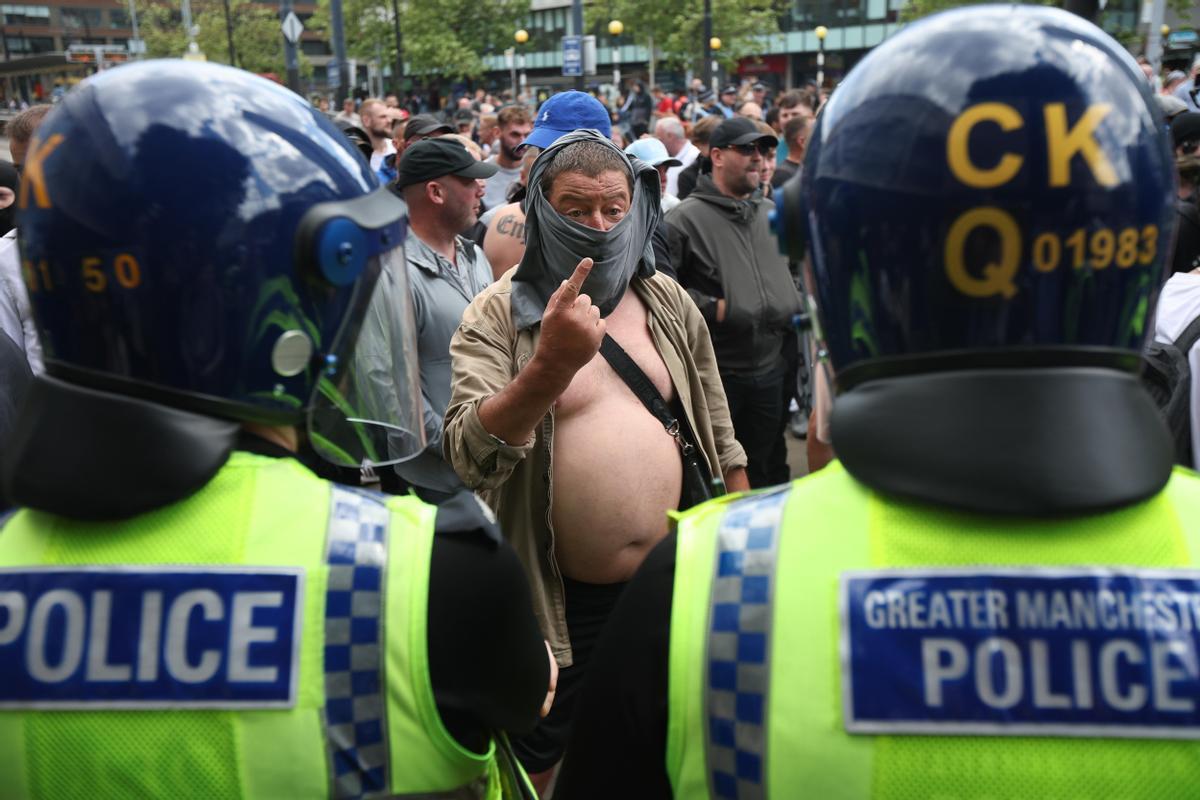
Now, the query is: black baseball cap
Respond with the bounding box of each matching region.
[710,116,776,149]
[396,138,498,188]
[1171,112,1200,148]
[403,114,453,140]
[720,84,738,95]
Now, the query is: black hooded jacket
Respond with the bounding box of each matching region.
[665,175,803,377]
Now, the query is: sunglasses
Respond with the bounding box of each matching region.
[725,141,774,156]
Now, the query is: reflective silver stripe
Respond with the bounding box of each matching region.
[704,488,790,800]
[323,486,392,799]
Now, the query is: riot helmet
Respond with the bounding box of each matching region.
[5,61,424,515]
[772,5,1178,512]
[777,4,1175,382]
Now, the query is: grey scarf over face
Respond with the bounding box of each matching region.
[510,129,662,330]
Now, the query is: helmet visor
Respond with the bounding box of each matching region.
[307,245,426,468]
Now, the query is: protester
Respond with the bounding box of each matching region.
[625,137,682,213]
[478,112,499,157]
[359,97,396,171]
[332,96,360,125]
[1174,112,1200,275]
[483,105,534,208]
[675,114,721,201]
[444,130,747,786]
[393,138,497,502]
[774,90,815,167]
[772,114,811,187]
[1174,58,1200,112]
[1152,264,1200,468]
[0,105,50,373]
[666,116,804,487]
[714,84,738,118]
[482,91,613,278]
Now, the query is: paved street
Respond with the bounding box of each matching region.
[787,422,810,479]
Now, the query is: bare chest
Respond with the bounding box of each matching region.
[555,294,675,416]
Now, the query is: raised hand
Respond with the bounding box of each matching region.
[533,258,606,379]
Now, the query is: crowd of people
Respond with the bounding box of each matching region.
[321,77,828,499]
[1,4,1200,798]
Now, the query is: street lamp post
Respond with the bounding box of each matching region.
[815,25,827,89]
[1146,0,1166,75]
[608,19,622,92]
[702,0,713,92]
[709,36,721,94]
[181,0,200,56]
[515,29,529,102]
[389,0,403,95]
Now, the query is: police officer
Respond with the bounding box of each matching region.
[556,6,1200,797]
[0,62,550,798]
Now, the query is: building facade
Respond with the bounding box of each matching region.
[482,0,1197,99]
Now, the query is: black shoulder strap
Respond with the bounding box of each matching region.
[1174,313,1200,355]
[599,334,677,432]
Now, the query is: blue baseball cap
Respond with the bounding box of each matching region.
[624,137,682,168]
[520,91,612,151]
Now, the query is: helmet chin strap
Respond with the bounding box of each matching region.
[1,376,240,521]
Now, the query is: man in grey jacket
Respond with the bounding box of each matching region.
[393,137,497,502]
[666,116,804,488]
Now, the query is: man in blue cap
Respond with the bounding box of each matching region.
[482,91,612,277]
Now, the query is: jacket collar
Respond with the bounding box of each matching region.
[406,231,476,277]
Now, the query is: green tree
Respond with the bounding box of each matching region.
[308,0,530,84]
[133,0,310,76]
[585,0,783,74]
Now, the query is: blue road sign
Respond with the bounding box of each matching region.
[562,36,582,77]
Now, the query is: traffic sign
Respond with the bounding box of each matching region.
[562,35,582,77]
[327,60,341,88]
[281,12,304,45]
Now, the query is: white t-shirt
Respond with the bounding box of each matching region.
[1153,271,1200,468]
[482,158,522,209]
[665,141,699,198]
[369,140,396,172]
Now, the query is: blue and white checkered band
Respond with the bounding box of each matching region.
[705,488,790,800]
[323,486,391,799]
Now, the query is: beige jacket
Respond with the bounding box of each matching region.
[443,268,746,666]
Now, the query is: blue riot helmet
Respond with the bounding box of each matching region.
[772,5,1178,512]
[4,61,424,517]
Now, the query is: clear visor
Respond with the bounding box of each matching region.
[307,246,426,468]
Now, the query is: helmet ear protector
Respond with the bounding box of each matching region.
[294,186,409,287]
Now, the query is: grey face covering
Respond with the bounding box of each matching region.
[510,129,662,330]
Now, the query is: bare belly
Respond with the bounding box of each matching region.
[551,363,683,584]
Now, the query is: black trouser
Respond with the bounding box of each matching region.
[721,368,788,489]
[765,335,800,486]
[510,576,628,773]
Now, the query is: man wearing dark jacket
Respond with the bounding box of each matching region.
[665,117,804,487]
